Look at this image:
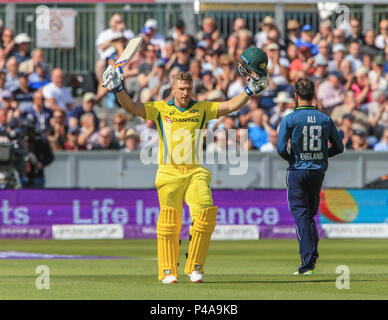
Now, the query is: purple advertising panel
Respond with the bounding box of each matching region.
[0,190,318,239]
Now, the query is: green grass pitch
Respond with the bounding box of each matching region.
[0,239,387,300]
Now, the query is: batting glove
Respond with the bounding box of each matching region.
[102,65,124,93]
[244,76,268,96]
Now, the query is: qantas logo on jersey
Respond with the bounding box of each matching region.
[164,116,199,123]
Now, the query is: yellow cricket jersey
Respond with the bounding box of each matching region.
[144,98,219,165]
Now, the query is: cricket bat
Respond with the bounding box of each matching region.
[103,36,143,88]
[113,36,143,69]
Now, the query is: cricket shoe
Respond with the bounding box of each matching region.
[189,271,203,283]
[162,275,178,284]
[293,270,314,275]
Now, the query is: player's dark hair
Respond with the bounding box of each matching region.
[295,78,315,102]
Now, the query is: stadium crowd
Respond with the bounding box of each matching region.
[1,14,388,155]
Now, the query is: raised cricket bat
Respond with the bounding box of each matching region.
[113,36,143,69]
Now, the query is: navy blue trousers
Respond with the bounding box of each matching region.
[286,169,324,273]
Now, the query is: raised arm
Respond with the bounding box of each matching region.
[116,90,146,119]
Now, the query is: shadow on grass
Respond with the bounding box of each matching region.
[204,279,381,284]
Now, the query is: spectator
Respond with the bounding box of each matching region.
[361,29,383,58]
[347,18,364,45]
[68,92,99,129]
[19,48,45,75]
[269,91,293,129]
[266,42,289,86]
[13,33,32,64]
[92,127,120,151]
[0,29,15,70]
[170,45,191,72]
[367,91,388,139]
[142,19,166,49]
[384,46,388,75]
[285,20,301,47]
[196,17,219,44]
[316,39,331,62]
[351,67,373,106]
[338,114,355,149]
[248,108,271,150]
[64,126,84,151]
[112,112,128,147]
[42,68,74,112]
[289,46,315,82]
[329,43,347,73]
[295,24,318,56]
[77,112,100,150]
[0,90,19,128]
[350,130,370,151]
[122,128,141,152]
[340,59,355,90]
[313,20,333,44]
[254,16,276,49]
[135,119,158,151]
[375,19,388,49]
[28,61,50,90]
[373,128,388,151]
[226,33,239,59]
[0,71,6,96]
[260,129,278,152]
[217,54,236,93]
[25,90,53,132]
[137,44,159,88]
[331,90,370,134]
[12,72,34,111]
[286,43,299,63]
[346,41,363,72]
[316,72,345,114]
[332,28,346,45]
[237,29,253,56]
[311,55,329,86]
[95,14,134,80]
[148,59,169,99]
[368,55,387,91]
[232,18,246,35]
[4,56,20,92]
[47,109,67,151]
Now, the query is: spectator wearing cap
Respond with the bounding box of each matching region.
[92,127,120,151]
[266,42,290,86]
[311,55,329,86]
[148,59,168,99]
[12,72,34,111]
[332,28,346,45]
[331,90,370,135]
[295,25,318,56]
[368,55,387,91]
[346,41,363,73]
[170,45,191,72]
[316,71,345,114]
[361,29,383,58]
[269,91,294,129]
[95,14,134,80]
[196,70,217,101]
[346,18,364,45]
[375,19,388,49]
[328,44,347,73]
[112,112,128,147]
[285,20,301,46]
[313,20,333,45]
[0,29,15,69]
[137,44,159,88]
[142,18,166,49]
[19,48,45,75]
[122,128,141,152]
[350,130,370,151]
[351,67,373,106]
[25,90,53,133]
[68,92,99,129]
[374,128,388,151]
[78,112,100,150]
[64,126,84,151]
[254,16,276,49]
[4,56,20,92]
[367,91,388,139]
[13,33,32,64]
[42,68,74,112]
[28,60,50,90]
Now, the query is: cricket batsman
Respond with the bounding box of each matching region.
[103,47,268,283]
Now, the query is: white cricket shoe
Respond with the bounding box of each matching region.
[189,270,203,283]
[162,275,178,284]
